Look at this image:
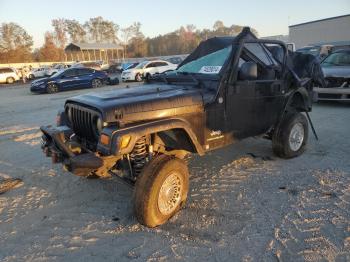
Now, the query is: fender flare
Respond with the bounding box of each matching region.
[274,87,311,132]
[285,87,311,112]
[100,118,205,156]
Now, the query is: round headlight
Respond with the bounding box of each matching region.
[96,116,103,135]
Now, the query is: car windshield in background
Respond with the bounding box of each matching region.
[322,52,350,66]
[177,46,232,75]
[50,71,62,78]
[297,47,320,56]
[126,63,138,70]
[135,61,148,69]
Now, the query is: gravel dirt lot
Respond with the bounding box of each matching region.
[0,83,349,262]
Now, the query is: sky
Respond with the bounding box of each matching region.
[0,0,349,48]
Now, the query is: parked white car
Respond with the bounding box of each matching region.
[0,67,20,84]
[28,67,49,79]
[121,60,177,82]
[45,64,68,76]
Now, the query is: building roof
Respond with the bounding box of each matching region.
[289,14,350,28]
[65,42,124,51]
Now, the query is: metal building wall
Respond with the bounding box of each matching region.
[289,15,350,49]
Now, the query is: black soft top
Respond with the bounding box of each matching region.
[178,27,257,67]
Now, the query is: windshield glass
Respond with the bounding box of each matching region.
[177,46,232,74]
[297,47,320,56]
[126,63,139,70]
[50,70,63,78]
[322,52,350,66]
[135,61,148,69]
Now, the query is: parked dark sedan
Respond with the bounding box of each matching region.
[30,68,108,94]
[314,49,350,101]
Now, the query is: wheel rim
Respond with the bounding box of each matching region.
[136,74,142,82]
[48,84,58,93]
[92,79,101,88]
[8,78,13,83]
[289,122,304,151]
[158,171,183,216]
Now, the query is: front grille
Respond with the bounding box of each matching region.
[66,103,100,143]
[326,77,349,88]
[318,93,342,99]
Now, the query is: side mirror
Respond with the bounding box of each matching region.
[239,62,257,80]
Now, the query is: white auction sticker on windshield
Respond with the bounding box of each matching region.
[199,66,222,74]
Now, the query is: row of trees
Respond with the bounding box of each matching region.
[0,18,258,63]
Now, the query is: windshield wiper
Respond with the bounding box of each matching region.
[176,72,200,86]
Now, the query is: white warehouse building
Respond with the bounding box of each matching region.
[289,14,350,49]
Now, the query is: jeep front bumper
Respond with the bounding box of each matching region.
[40,125,105,177]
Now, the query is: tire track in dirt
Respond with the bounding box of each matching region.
[161,155,277,250]
[0,125,41,146]
[106,154,277,261]
[270,169,350,261]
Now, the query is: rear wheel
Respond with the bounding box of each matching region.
[29,74,35,80]
[47,83,58,94]
[6,77,14,84]
[91,78,102,88]
[272,112,308,158]
[134,155,189,227]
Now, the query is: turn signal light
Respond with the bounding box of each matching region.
[100,134,110,145]
[120,135,131,149]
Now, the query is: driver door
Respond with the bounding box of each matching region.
[57,69,79,89]
[144,62,157,75]
[225,42,286,138]
[225,57,256,139]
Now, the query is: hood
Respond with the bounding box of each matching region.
[123,68,141,74]
[66,83,207,123]
[322,66,350,78]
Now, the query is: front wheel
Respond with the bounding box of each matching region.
[272,112,309,158]
[46,83,58,93]
[6,77,14,84]
[91,78,103,88]
[135,73,143,82]
[134,155,189,228]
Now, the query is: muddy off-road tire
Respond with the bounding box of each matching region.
[272,112,308,158]
[134,155,189,228]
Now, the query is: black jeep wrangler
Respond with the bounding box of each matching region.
[40,28,323,227]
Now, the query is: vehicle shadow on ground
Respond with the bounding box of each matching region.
[1,137,277,261]
[2,134,349,261]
